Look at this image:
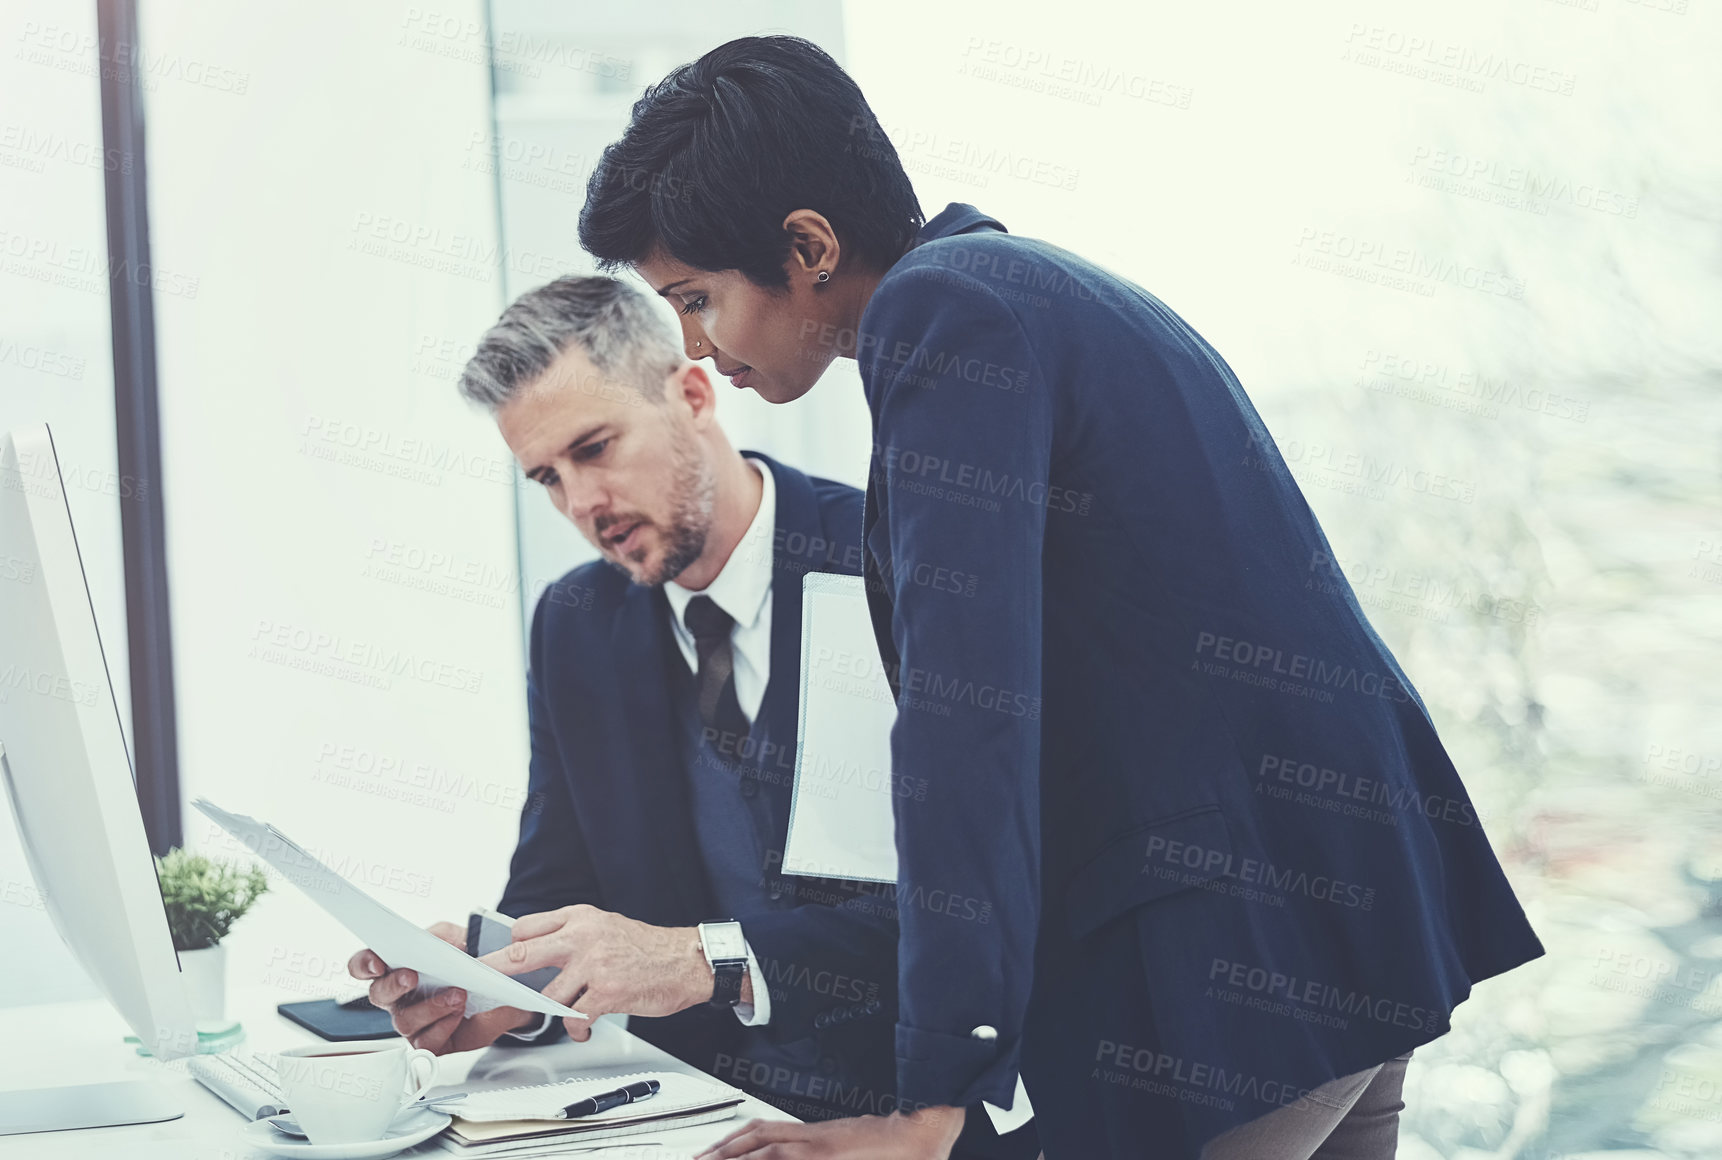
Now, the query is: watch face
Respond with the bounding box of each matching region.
[703,923,747,961]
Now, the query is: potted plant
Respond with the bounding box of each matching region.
[156,847,268,1026]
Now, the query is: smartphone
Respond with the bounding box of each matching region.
[465,906,561,992]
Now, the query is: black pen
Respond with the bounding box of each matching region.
[556,1079,660,1119]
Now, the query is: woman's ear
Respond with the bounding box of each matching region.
[781,208,841,277]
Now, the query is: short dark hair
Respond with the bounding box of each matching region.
[578,35,923,288]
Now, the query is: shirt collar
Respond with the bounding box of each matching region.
[912,203,1007,249]
[664,454,775,632]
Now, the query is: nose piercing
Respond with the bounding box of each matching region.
[816,271,830,283]
[694,340,703,349]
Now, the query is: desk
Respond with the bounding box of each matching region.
[0,986,795,1159]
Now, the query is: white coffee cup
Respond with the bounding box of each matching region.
[275,1042,438,1145]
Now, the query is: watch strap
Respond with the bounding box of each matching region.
[708,957,746,1008]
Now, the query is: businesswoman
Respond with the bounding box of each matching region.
[577,36,1542,1160]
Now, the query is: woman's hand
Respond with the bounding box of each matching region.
[694,1107,967,1160]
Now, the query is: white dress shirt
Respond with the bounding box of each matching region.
[662,455,775,722]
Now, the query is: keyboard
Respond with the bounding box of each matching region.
[186,1050,286,1119]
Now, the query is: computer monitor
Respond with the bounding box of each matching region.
[0,423,195,1134]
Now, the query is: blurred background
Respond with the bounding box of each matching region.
[2,0,1719,1154]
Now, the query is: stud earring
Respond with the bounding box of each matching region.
[816,270,830,283]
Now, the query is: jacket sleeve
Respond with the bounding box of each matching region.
[861,266,1053,1111]
[498,595,602,922]
[734,891,900,1043]
[493,599,603,1046]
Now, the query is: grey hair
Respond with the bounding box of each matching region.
[457,275,684,410]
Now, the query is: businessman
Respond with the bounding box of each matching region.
[346,276,1035,1156]
[573,36,1546,1160]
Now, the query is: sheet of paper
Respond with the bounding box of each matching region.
[783,573,898,883]
[192,798,584,1020]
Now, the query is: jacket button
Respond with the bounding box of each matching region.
[740,780,759,798]
[864,999,883,1015]
[819,1056,838,1074]
[970,1025,998,1041]
[813,1012,831,1030]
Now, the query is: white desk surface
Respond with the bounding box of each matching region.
[0,986,795,1159]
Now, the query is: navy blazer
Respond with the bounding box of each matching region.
[498,454,901,1109]
[856,205,1544,1154]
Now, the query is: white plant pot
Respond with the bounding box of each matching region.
[180,943,227,1024]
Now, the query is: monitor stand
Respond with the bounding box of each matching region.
[0,1080,183,1134]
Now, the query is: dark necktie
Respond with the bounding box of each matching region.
[683,595,751,753]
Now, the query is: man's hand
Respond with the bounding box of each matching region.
[477,905,725,1042]
[346,921,536,1054]
[694,1107,967,1160]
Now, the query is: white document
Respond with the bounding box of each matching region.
[192,798,585,1021]
[783,573,899,883]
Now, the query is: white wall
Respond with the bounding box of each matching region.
[136,1,530,1003]
[0,0,131,1006]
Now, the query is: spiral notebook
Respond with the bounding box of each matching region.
[442,1071,744,1149]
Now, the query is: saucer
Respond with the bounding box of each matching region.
[239,1107,452,1158]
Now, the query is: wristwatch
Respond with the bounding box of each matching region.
[698,921,748,1009]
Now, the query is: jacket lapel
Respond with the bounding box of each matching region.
[609,583,711,924]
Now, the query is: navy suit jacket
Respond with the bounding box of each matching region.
[498,454,902,1112]
[856,205,1544,1153]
